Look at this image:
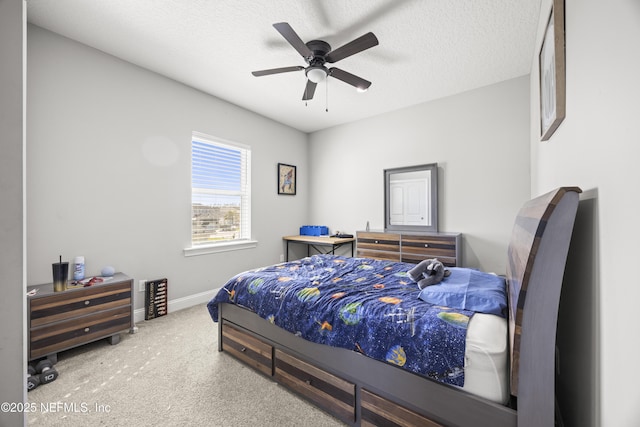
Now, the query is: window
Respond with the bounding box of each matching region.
[191,132,251,248]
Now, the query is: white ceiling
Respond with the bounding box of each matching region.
[27,0,541,133]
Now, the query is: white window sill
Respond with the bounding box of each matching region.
[183,240,258,257]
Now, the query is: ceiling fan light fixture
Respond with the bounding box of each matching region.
[306,66,327,83]
[252,23,379,102]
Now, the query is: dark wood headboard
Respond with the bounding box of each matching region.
[506,187,581,426]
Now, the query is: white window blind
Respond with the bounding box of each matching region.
[191,132,251,246]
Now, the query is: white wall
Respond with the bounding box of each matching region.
[0,1,27,424]
[531,1,640,426]
[27,26,309,310]
[308,76,531,273]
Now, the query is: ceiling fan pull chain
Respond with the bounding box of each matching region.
[325,79,329,112]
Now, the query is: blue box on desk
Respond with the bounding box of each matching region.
[300,225,329,236]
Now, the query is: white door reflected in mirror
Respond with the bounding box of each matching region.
[384,163,438,233]
[389,170,431,226]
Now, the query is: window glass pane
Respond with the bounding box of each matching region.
[192,141,241,191]
[191,133,250,246]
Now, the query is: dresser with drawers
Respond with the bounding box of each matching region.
[28,273,134,363]
[356,230,461,266]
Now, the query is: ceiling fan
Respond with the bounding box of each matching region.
[252,22,379,101]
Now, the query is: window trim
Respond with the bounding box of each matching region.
[183,239,258,257]
[186,131,253,255]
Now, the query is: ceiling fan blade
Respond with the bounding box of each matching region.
[326,32,379,63]
[302,80,317,101]
[252,66,304,77]
[329,68,372,91]
[273,22,313,59]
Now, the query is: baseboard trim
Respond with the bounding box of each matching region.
[134,288,219,324]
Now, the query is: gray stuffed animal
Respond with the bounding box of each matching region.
[407,258,450,289]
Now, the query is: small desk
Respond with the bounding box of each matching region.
[283,235,355,261]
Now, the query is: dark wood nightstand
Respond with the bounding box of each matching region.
[27,272,134,363]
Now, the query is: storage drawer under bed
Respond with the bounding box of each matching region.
[221,321,273,377]
[274,349,356,423]
[361,388,443,427]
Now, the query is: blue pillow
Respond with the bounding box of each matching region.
[418,267,507,317]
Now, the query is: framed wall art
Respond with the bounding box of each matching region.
[277,163,296,195]
[539,0,566,141]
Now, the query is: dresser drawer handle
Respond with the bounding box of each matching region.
[84,327,90,333]
[424,244,429,248]
[305,379,312,386]
[84,300,90,306]
[240,347,247,352]
[374,240,379,244]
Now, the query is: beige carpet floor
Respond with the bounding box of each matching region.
[27,304,345,427]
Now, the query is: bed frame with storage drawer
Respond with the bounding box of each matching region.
[217,187,581,426]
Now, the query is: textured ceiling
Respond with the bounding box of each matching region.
[27,0,541,133]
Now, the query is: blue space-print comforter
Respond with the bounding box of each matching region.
[207,255,474,387]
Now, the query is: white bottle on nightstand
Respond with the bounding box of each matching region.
[73,256,85,280]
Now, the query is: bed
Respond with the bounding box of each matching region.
[207,187,581,426]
